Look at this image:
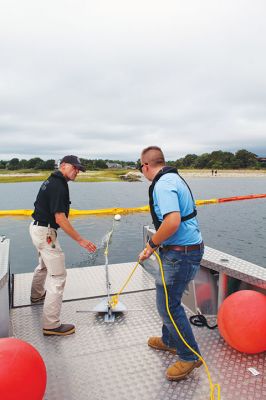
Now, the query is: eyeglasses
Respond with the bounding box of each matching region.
[139,163,148,172]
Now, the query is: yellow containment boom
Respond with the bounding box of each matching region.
[69,205,150,216]
[0,194,265,217]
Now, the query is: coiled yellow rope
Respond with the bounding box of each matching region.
[109,249,221,400]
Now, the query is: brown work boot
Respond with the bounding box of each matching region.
[30,291,46,303]
[43,324,75,336]
[166,359,203,381]
[148,336,176,354]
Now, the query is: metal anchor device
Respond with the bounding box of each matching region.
[92,217,126,322]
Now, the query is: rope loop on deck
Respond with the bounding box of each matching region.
[189,314,218,330]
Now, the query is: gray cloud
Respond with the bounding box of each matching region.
[0,0,266,161]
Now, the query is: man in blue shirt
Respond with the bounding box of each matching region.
[139,146,204,381]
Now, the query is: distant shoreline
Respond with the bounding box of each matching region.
[0,169,265,183]
[179,169,266,178]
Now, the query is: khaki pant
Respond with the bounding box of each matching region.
[29,222,67,329]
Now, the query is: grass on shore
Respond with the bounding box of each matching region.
[0,168,265,183]
[0,169,137,183]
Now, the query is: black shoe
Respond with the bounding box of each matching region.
[30,291,46,303]
[43,324,75,336]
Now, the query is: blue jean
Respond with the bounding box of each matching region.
[156,246,204,361]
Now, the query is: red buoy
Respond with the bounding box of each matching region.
[218,290,266,354]
[0,338,47,400]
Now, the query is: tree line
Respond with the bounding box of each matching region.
[0,149,265,171]
[0,157,136,171]
[173,149,264,169]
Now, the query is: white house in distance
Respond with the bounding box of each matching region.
[106,162,122,168]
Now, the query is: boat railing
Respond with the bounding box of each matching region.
[0,236,10,337]
[143,225,266,316]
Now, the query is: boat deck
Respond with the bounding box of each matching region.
[11,261,266,400]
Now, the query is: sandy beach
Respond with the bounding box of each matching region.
[179,169,266,178]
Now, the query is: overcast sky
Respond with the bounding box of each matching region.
[1,0,266,161]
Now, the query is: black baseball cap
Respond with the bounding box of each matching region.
[60,155,85,172]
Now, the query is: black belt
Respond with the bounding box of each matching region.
[33,221,57,230]
[160,242,203,252]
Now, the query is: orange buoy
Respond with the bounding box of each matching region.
[0,338,47,400]
[217,290,266,354]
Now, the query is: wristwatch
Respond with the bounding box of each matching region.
[148,237,159,249]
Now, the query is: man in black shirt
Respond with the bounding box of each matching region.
[30,155,96,336]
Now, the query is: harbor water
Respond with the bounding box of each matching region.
[0,176,265,273]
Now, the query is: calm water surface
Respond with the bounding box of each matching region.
[0,177,265,273]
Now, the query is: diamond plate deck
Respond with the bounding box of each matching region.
[13,262,155,307]
[13,246,266,308]
[10,246,266,400]
[11,290,266,400]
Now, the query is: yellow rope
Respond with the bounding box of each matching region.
[109,261,140,308]
[153,250,221,400]
[105,220,141,309]
[110,249,221,399]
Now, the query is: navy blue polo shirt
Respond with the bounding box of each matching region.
[32,171,70,229]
